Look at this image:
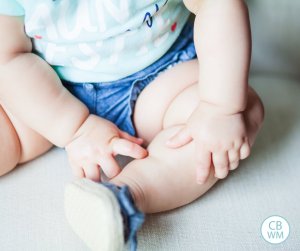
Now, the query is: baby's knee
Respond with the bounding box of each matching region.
[0,112,21,177]
[147,125,195,167]
[0,133,21,177]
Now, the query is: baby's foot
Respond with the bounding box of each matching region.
[64,179,144,251]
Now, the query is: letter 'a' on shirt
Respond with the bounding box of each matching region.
[0,0,190,83]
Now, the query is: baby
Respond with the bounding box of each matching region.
[0,0,264,250]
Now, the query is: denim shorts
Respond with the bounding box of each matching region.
[62,21,197,136]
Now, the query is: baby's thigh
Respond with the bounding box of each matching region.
[3,106,53,164]
[0,105,21,176]
[133,60,199,145]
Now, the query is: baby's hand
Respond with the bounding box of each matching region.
[166,104,250,184]
[65,115,148,181]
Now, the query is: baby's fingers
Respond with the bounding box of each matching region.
[72,166,85,178]
[196,144,212,184]
[68,158,85,178]
[99,156,122,179]
[112,138,148,159]
[240,139,251,160]
[228,149,240,170]
[83,164,101,182]
[119,130,144,145]
[213,151,229,179]
[166,126,193,148]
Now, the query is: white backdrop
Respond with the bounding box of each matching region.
[248,0,300,77]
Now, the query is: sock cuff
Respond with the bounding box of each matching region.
[102,183,145,251]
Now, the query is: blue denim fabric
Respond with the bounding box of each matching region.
[102,183,144,251]
[62,21,196,136]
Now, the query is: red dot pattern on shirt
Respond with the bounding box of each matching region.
[171,22,177,32]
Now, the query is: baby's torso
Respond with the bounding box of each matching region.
[3,0,190,82]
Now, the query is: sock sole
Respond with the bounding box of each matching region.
[64,178,124,251]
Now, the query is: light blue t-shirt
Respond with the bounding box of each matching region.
[0,0,190,82]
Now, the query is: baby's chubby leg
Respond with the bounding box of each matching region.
[0,105,21,176]
[112,125,218,213]
[0,105,52,176]
[111,60,264,213]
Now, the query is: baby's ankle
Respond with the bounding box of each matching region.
[102,182,145,251]
[111,175,147,213]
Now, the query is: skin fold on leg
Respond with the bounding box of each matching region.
[4,107,53,164]
[0,105,21,176]
[0,104,53,177]
[111,60,264,213]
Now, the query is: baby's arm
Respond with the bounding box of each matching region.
[0,15,89,147]
[168,0,251,182]
[0,16,147,180]
[188,0,250,113]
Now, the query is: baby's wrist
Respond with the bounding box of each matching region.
[62,113,94,148]
[197,100,245,116]
[67,114,96,141]
[51,105,89,148]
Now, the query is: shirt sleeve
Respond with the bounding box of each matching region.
[0,1,25,16]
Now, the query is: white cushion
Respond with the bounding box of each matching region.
[1,75,299,250]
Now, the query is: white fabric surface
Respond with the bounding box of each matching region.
[1,1,300,250]
[249,0,300,78]
[1,76,299,250]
